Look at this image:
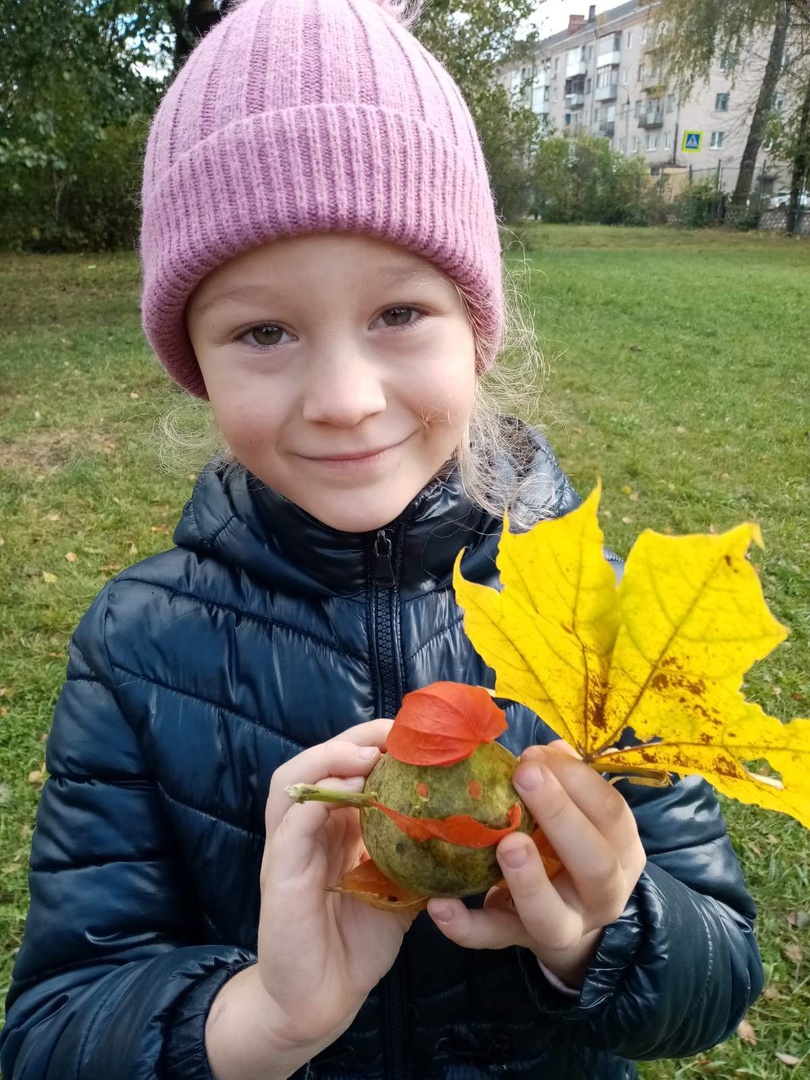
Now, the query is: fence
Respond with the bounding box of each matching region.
[653,162,809,234]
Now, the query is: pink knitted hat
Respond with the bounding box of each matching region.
[140,0,504,398]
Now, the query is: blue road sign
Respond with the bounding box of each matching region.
[683,131,701,151]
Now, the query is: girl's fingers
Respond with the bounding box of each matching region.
[427,896,533,951]
[519,747,646,876]
[511,757,638,926]
[265,720,392,834]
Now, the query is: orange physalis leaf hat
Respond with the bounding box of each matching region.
[386,682,507,766]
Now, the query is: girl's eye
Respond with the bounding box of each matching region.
[248,324,287,347]
[379,307,419,328]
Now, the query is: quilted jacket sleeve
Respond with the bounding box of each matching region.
[518,773,763,1059]
[0,591,255,1080]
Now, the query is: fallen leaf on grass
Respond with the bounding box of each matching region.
[736,1019,757,1046]
[762,985,780,1001]
[787,911,810,929]
[775,1052,803,1067]
[41,571,57,584]
[150,524,170,535]
[781,943,803,965]
[65,551,78,563]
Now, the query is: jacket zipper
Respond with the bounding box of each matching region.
[369,527,406,1076]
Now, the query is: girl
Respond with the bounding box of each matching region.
[0,1,762,1077]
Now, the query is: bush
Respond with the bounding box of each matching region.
[0,117,147,253]
[530,134,653,226]
[670,179,722,229]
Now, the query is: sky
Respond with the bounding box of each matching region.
[527,0,596,38]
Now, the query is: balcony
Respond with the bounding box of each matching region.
[565,93,585,107]
[642,70,666,92]
[592,120,615,137]
[533,98,550,115]
[597,49,622,68]
[638,108,664,128]
[595,83,618,102]
[565,60,587,77]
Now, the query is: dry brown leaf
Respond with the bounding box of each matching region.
[781,942,803,965]
[28,770,43,785]
[762,985,780,1001]
[65,551,78,563]
[628,491,639,502]
[41,571,57,584]
[736,1019,757,1046]
[787,910,810,929]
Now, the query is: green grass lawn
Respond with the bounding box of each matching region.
[1,226,808,1074]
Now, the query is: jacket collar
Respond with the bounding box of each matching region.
[173,424,575,599]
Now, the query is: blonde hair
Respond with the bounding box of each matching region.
[158,258,550,526]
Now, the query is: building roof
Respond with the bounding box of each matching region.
[535,0,656,52]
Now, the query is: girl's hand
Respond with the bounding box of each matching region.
[206,720,415,1079]
[426,742,647,990]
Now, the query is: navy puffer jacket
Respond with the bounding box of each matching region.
[1,429,762,1079]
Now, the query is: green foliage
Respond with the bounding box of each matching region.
[669,178,722,227]
[0,0,162,250]
[412,0,541,221]
[531,135,653,225]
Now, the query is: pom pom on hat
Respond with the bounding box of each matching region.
[140,0,503,397]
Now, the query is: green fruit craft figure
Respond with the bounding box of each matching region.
[360,740,533,897]
[286,682,549,907]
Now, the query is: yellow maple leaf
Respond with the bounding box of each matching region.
[453,486,810,830]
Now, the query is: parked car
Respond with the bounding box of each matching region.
[765,189,810,209]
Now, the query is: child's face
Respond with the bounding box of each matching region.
[187,234,477,533]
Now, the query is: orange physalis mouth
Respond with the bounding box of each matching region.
[385,682,507,766]
[371,801,523,847]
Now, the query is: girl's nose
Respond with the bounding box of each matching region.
[301,352,387,427]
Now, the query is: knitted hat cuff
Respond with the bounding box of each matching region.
[141,103,503,398]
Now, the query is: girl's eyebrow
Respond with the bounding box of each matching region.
[192,283,279,316]
[193,264,440,316]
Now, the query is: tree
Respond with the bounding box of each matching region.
[0,0,162,248]
[655,0,798,205]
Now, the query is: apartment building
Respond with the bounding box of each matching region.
[504,0,787,196]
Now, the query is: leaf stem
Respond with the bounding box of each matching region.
[285,783,378,807]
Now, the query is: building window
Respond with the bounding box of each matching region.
[715,92,730,111]
[596,66,618,88]
[646,132,657,151]
[565,113,571,126]
[625,30,632,48]
[666,92,676,112]
[598,32,621,55]
[719,48,737,72]
[638,64,644,81]
[634,99,642,117]
[586,77,592,94]
[631,136,639,152]
[619,137,627,153]
[554,57,559,73]
[710,130,725,149]
[664,131,672,149]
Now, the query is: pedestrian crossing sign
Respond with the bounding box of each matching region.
[683,131,701,151]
